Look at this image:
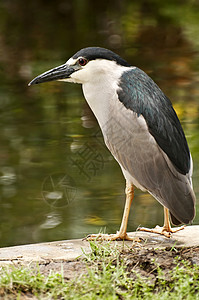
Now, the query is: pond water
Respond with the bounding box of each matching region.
[0,0,199,247]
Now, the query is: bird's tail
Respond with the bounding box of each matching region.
[169,184,196,225]
[152,173,196,225]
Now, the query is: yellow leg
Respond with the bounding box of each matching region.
[163,207,172,232]
[86,181,136,241]
[139,207,185,238]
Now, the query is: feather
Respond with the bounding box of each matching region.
[117,68,190,175]
[103,100,195,224]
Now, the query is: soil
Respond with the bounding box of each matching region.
[119,245,199,283]
[2,245,199,299]
[35,245,199,280]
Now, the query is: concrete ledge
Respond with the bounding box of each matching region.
[0,225,199,266]
[0,239,91,266]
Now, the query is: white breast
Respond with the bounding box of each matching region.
[82,60,133,129]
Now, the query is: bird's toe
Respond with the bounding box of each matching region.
[138,225,185,238]
[84,232,140,241]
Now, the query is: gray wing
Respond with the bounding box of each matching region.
[102,104,195,225]
[117,67,191,175]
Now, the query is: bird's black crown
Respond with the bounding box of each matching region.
[73,47,131,67]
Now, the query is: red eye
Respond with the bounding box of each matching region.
[78,58,88,66]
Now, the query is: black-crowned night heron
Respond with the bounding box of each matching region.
[29,47,196,240]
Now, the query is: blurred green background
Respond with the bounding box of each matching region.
[0,0,198,247]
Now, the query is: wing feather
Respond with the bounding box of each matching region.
[102,101,195,224]
[117,68,190,175]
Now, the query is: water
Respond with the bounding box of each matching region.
[0,0,199,247]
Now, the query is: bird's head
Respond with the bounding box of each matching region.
[28,47,131,86]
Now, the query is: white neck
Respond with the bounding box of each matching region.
[81,60,131,129]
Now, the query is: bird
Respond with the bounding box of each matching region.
[28,47,196,240]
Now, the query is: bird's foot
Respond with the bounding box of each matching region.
[138,225,185,238]
[85,232,140,241]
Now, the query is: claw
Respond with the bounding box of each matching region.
[138,225,185,238]
[85,232,140,241]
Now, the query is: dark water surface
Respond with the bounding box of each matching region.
[0,0,199,247]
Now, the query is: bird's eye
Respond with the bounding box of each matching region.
[78,58,88,66]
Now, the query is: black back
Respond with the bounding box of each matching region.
[117,68,190,175]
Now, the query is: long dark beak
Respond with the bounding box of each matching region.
[28,63,76,86]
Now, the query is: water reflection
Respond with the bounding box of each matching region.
[0,0,199,247]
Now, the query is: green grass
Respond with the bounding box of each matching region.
[0,242,199,299]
